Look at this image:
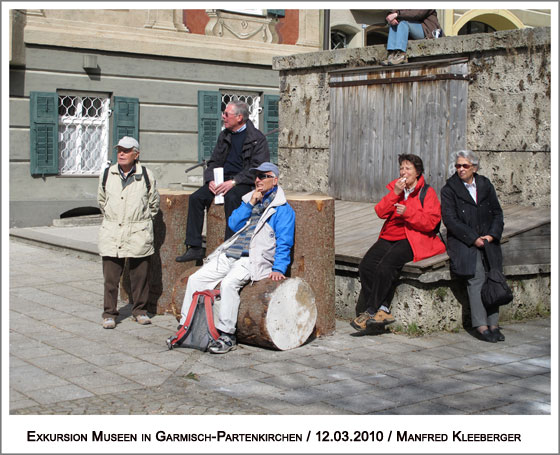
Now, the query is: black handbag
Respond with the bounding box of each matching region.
[481,240,513,308]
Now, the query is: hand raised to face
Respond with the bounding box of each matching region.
[394,177,407,195]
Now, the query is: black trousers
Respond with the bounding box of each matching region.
[184,182,253,247]
[356,238,413,315]
[102,256,150,319]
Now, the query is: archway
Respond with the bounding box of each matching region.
[452,9,524,36]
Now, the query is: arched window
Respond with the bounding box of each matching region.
[366,30,388,46]
[331,29,350,49]
[458,20,496,35]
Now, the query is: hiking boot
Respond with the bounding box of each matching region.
[389,50,407,65]
[175,246,204,262]
[351,312,376,331]
[134,314,152,325]
[380,50,396,66]
[102,318,116,329]
[366,309,396,326]
[208,333,237,354]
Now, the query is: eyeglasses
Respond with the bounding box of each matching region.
[117,148,136,154]
[455,163,472,169]
[222,111,239,118]
[256,173,276,180]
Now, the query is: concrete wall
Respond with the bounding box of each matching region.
[9,46,279,227]
[273,27,551,209]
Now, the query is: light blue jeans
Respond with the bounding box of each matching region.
[387,21,425,52]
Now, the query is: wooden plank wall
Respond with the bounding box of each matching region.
[329,61,468,203]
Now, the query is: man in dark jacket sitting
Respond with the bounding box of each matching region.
[176,100,270,262]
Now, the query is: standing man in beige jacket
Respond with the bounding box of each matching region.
[97,136,160,329]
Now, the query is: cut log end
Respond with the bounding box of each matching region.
[265,278,317,350]
[237,277,317,351]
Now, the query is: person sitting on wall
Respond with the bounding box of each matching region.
[351,154,446,331]
[178,162,295,354]
[380,10,443,66]
[175,100,270,263]
[98,136,160,329]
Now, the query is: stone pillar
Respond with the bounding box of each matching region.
[144,9,189,32]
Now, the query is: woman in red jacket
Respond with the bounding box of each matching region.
[351,154,446,331]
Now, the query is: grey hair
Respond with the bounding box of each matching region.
[449,149,480,175]
[228,101,250,122]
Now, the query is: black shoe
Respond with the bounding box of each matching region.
[475,329,497,343]
[491,327,505,341]
[176,246,204,262]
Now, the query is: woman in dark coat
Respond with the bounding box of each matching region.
[440,150,505,343]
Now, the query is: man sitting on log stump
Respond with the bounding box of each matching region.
[178,162,295,354]
[175,100,270,263]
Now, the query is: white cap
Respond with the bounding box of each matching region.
[115,136,139,150]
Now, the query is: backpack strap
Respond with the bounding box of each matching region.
[103,164,151,193]
[102,166,110,193]
[141,165,151,193]
[419,182,446,245]
[200,291,220,340]
[419,183,430,207]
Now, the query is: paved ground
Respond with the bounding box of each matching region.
[7,235,551,415]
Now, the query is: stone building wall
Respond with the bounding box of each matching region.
[273,27,551,208]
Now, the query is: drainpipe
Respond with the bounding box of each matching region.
[323,10,330,50]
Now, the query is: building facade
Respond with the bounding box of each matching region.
[9,8,322,227]
[9,8,552,227]
[330,8,551,49]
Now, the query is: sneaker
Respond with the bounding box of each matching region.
[208,333,237,354]
[102,318,116,329]
[389,50,407,65]
[175,246,204,262]
[350,312,376,331]
[366,309,396,326]
[380,50,396,66]
[134,314,152,325]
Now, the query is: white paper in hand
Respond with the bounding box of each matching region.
[213,167,224,205]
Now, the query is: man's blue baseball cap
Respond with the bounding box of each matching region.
[252,162,279,177]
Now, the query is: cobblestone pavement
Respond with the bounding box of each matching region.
[8,239,551,416]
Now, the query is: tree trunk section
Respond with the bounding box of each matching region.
[236,278,317,350]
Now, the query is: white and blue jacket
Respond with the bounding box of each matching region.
[205,185,295,280]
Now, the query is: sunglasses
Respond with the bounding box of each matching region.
[222,111,240,118]
[455,163,472,169]
[256,173,276,180]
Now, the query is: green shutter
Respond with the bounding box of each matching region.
[198,91,222,162]
[268,10,285,17]
[263,94,280,164]
[112,96,139,163]
[30,91,59,176]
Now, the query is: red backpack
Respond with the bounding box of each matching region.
[166,290,220,351]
